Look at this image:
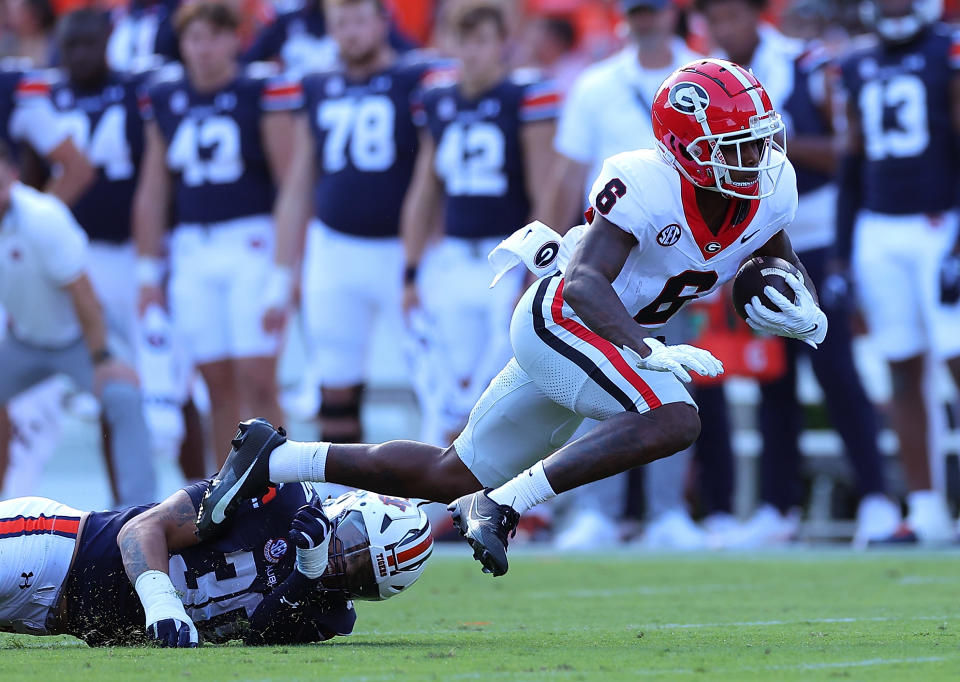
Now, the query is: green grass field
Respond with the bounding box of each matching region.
[2,549,959,681]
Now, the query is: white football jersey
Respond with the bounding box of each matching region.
[558,148,798,328]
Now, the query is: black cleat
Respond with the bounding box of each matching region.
[448,489,520,577]
[195,418,287,540]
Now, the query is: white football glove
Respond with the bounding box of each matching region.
[743,271,828,348]
[134,570,199,648]
[622,338,724,383]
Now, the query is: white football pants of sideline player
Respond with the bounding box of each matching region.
[412,236,526,446]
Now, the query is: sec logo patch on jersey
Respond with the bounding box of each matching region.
[263,537,288,564]
[657,224,681,247]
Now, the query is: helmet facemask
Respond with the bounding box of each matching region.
[318,491,433,602]
[321,509,380,600]
[680,110,786,200]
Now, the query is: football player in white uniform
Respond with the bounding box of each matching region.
[197,60,827,577]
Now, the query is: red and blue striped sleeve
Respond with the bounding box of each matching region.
[520,79,561,123]
[261,78,304,112]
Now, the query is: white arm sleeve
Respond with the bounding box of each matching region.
[9,96,69,156]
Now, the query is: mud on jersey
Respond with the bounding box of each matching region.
[556,149,797,328]
[64,481,355,646]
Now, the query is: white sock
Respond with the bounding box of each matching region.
[488,461,556,515]
[268,440,330,484]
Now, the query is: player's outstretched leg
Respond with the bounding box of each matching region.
[447,403,700,576]
[196,418,287,540]
[196,418,481,538]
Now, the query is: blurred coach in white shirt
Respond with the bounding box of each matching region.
[0,142,155,505]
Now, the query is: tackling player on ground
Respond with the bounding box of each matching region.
[0,482,432,646]
[198,59,828,577]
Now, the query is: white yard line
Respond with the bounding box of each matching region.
[628,614,956,630]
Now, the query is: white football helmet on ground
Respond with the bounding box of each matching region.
[320,490,433,601]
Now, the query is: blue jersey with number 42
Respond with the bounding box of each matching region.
[840,24,960,214]
[143,66,302,224]
[417,70,559,239]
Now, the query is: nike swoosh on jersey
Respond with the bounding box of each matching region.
[740,230,761,244]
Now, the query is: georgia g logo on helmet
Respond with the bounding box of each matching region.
[667,82,710,115]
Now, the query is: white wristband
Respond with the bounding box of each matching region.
[136,257,165,287]
[295,531,331,579]
[134,570,189,627]
[261,265,294,310]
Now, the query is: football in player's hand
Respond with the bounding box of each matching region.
[732,256,801,320]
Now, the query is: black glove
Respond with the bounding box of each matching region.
[148,618,199,648]
[940,252,960,305]
[288,504,332,550]
[289,504,333,579]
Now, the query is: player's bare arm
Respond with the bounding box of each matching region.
[117,490,201,581]
[132,121,171,315]
[541,154,588,235]
[260,109,299,333]
[117,489,201,647]
[65,273,137,390]
[270,114,314,292]
[563,213,650,353]
[399,129,443,315]
[43,137,95,207]
[520,119,560,227]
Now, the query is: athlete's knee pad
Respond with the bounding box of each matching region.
[319,385,363,443]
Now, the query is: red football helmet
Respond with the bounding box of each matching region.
[652,59,787,200]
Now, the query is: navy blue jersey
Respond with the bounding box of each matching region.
[64,481,356,647]
[303,57,443,237]
[107,0,180,70]
[0,70,22,152]
[417,71,559,239]
[50,71,146,244]
[840,24,960,214]
[242,5,415,76]
[782,46,832,196]
[143,67,302,224]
